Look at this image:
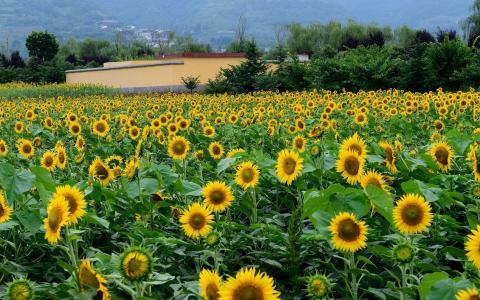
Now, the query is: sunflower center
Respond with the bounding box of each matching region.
[401,204,424,226]
[365,178,381,189]
[344,156,360,175]
[385,148,394,164]
[295,139,304,148]
[58,152,65,163]
[311,279,326,294]
[127,257,144,275]
[434,147,449,165]
[0,203,4,216]
[95,164,109,179]
[72,125,80,133]
[210,190,226,204]
[241,169,254,182]
[213,146,221,155]
[45,156,53,167]
[22,144,32,154]
[189,213,206,230]
[233,285,263,300]
[338,219,360,242]
[357,115,365,122]
[48,207,63,231]
[174,142,185,154]
[64,194,78,214]
[205,283,220,300]
[96,123,106,132]
[0,144,5,152]
[282,157,297,175]
[80,269,100,289]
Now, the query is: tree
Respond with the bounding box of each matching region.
[462,0,480,41]
[206,40,267,94]
[182,76,201,93]
[26,31,59,62]
[9,51,25,68]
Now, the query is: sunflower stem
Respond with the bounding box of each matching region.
[349,253,359,300]
[65,226,81,292]
[250,188,258,224]
[400,264,408,300]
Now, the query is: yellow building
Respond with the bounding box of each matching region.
[65,53,246,92]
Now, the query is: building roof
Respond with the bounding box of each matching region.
[157,52,245,59]
[65,61,184,73]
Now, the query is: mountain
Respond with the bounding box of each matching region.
[0,0,474,52]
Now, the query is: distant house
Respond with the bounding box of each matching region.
[65,53,246,93]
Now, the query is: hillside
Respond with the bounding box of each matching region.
[0,0,473,52]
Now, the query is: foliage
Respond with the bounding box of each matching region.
[0,83,117,100]
[25,31,59,63]
[0,89,478,299]
[181,75,201,93]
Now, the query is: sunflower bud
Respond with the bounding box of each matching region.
[392,242,415,264]
[8,279,34,300]
[306,274,330,298]
[119,247,154,282]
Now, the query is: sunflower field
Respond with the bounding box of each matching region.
[1,87,480,300]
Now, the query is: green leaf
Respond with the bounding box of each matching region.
[418,272,449,300]
[365,185,393,224]
[31,166,56,192]
[401,180,442,202]
[0,163,35,204]
[217,157,236,174]
[0,221,19,231]
[426,278,471,300]
[84,213,110,229]
[15,210,43,234]
[174,179,203,196]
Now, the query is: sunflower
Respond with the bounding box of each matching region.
[202,181,235,212]
[41,151,57,172]
[195,150,205,160]
[55,144,67,169]
[75,135,85,151]
[203,125,216,138]
[209,142,224,159]
[78,260,110,300]
[92,119,110,137]
[150,191,169,203]
[0,139,8,156]
[455,288,479,300]
[88,157,114,185]
[467,144,480,181]
[360,170,389,192]
[276,149,304,185]
[292,135,306,153]
[43,195,70,244]
[119,247,153,282]
[336,149,364,185]
[124,157,139,179]
[69,121,82,136]
[430,141,453,172]
[354,112,367,126]
[7,279,33,300]
[393,194,432,235]
[328,212,368,253]
[168,136,190,160]
[179,202,214,240]
[227,148,245,158]
[54,185,86,224]
[340,133,368,160]
[129,126,140,140]
[379,141,397,173]
[466,225,480,268]
[0,191,12,223]
[218,267,281,300]
[17,139,34,159]
[14,121,23,134]
[235,161,260,190]
[199,269,222,300]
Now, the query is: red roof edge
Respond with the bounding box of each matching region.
[157,52,246,59]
